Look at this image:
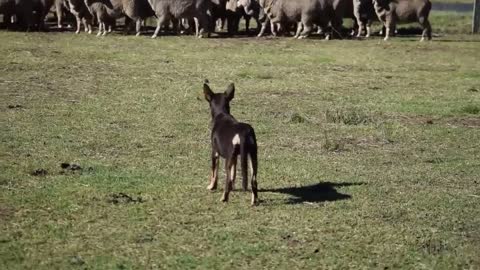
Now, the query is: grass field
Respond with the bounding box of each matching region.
[435,0,475,4]
[1,11,480,269]
[434,0,475,4]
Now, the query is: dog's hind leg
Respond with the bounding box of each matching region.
[208,151,219,190]
[240,139,249,191]
[231,156,237,190]
[249,148,259,206]
[222,156,236,202]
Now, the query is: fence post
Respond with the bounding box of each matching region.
[474,0,480,33]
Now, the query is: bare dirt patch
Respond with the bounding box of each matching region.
[0,206,15,222]
[445,117,480,128]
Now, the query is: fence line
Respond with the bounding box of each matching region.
[474,0,480,33]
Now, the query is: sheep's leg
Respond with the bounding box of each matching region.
[426,20,432,40]
[108,20,114,32]
[356,18,364,37]
[366,20,372,37]
[124,16,132,35]
[177,18,184,34]
[269,20,279,36]
[197,14,210,38]
[294,22,302,38]
[55,0,63,28]
[255,18,261,34]
[331,16,343,39]
[152,15,167,38]
[135,19,142,36]
[83,18,89,33]
[299,15,317,39]
[383,26,391,41]
[257,20,267,37]
[325,28,331,40]
[216,18,225,31]
[87,19,93,34]
[97,21,103,36]
[298,21,312,39]
[102,23,108,35]
[384,26,390,41]
[193,17,199,37]
[419,17,432,41]
[383,17,393,41]
[75,15,81,34]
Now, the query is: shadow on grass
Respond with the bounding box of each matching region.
[260,182,365,204]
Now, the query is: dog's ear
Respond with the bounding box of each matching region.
[203,83,214,102]
[225,83,235,101]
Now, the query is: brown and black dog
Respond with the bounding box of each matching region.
[203,81,259,205]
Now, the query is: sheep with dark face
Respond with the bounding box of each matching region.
[237,0,270,37]
[66,0,93,34]
[353,0,377,37]
[373,0,432,41]
[210,0,227,32]
[32,0,55,30]
[147,0,211,38]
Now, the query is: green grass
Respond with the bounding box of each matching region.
[1,19,480,269]
[350,10,473,35]
[430,11,474,34]
[433,0,475,4]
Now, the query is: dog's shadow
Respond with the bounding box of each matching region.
[260,181,365,205]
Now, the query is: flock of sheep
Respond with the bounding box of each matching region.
[0,0,432,41]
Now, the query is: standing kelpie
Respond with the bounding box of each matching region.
[203,81,259,206]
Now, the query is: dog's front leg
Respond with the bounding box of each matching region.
[221,157,236,202]
[207,151,219,190]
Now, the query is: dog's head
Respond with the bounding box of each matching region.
[203,82,235,117]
